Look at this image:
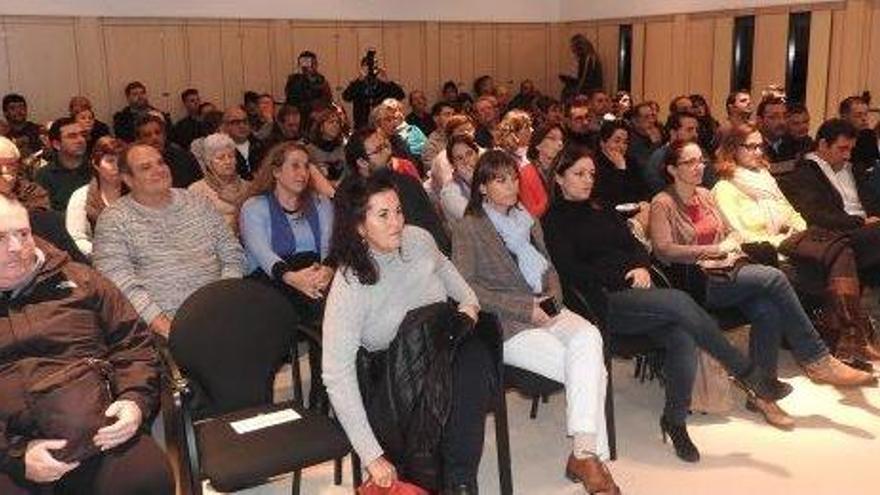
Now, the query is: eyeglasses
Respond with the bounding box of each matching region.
[739,143,763,152]
[225,118,248,126]
[677,157,707,169]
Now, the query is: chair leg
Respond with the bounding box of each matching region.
[291,469,302,495]
[494,390,513,495]
[541,393,549,403]
[605,357,617,461]
[334,457,343,485]
[352,453,363,493]
[291,343,304,409]
[529,396,539,419]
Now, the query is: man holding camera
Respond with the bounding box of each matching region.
[343,50,405,130]
[285,51,333,130]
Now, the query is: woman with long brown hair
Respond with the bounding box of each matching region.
[65,136,124,257]
[712,124,880,365]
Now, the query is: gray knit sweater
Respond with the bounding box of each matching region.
[321,226,479,464]
[93,189,245,324]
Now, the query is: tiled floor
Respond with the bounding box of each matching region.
[159,350,879,495]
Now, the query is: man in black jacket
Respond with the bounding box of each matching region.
[221,106,266,180]
[285,51,333,129]
[342,52,405,130]
[134,114,202,188]
[2,94,43,157]
[779,118,880,276]
[839,95,879,174]
[170,88,203,149]
[113,82,171,143]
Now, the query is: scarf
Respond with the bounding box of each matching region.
[484,204,549,294]
[84,179,107,229]
[265,192,322,259]
[729,167,793,234]
[201,160,250,208]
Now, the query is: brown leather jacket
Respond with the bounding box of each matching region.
[0,240,158,480]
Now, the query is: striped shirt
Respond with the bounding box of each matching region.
[93,188,244,323]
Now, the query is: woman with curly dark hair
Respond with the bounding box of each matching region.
[322,174,491,494]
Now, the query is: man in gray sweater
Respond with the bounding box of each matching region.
[94,144,244,337]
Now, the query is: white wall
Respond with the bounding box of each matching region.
[561,0,820,20]
[0,0,561,22]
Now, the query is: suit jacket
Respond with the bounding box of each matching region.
[450,211,563,340]
[234,136,267,180]
[778,157,880,232]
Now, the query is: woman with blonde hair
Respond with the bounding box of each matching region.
[494,109,549,217]
[712,124,880,365]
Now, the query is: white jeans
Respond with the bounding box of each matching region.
[502,309,609,460]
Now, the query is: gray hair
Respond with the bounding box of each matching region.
[197,132,236,170]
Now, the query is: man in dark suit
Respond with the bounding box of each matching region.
[112,81,171,143]
[779,118,880,278]
[839,95,879,170]
[221,105,265,181]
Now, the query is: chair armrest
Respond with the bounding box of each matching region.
[156,341,191,398]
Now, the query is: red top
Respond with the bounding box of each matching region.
[518,163,549,218]
[392,158,421,181]
[685,201,722,245]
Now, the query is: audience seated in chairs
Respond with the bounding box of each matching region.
[69,96,111,157]
[527,122,566,194]
[593,120,651,211]
[222,105,267,181]
[433,134,479,222]
[0,196,173,495]
[712,124,880,366]
[322,174,490,494]
[650,140,875,429]
[779,119,880,286]
[93,143,244,338]
[187,133,251,233]
[240,140,335,407]
[135,113,203,189]
[306,107,349,186]
[421,101,456,168]
[65,136,125,258]
[450,150,621,495]
[542,145,783,463]
[370,98,427,175]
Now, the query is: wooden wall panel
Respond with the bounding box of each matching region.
[472,25,496,90]
[4,18,80,122]
[752,12,789,99]
[596,24,619,94]
[630,22,646,101]
[74,18,111,121]
[504,25,549,92]
[289,23,340,99]
[711,16,734,119]
[161,25,188,118]
[494,25,514,89]
[867,2,880,104]
[643,21,674,117]
[185,22,224,112]
[807,9,833,133]
[686,17,715,98]
[269,20,292,100]
[240,23,274,98]
[102,24,169,113]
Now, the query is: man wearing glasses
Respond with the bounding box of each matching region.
[221,106,266,180]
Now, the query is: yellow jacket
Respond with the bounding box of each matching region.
[712,177,807,247]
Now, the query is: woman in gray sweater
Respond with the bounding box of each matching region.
[322,174,488,494]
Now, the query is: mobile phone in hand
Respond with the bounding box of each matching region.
[539,297,561,317]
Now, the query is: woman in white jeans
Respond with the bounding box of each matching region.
[451,150,620,495]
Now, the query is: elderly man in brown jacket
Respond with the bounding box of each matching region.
[0,196,172,494]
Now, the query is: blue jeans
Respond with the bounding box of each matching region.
[705,264,828,377]
[607,288,752,423]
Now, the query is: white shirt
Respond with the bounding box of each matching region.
[235,140,251,165]
[807,152,866,218]
[65,184,99,257]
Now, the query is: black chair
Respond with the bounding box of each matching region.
[478,310,618,495]
[160,279,360,495]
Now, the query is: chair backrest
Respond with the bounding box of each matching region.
[169,279,298,416]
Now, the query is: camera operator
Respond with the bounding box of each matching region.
[342,50,405,130]
[285,51,333,131]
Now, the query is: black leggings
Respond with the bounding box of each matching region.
[0,434,173,495]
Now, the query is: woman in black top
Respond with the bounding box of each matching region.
[542,146,784,463]
[593,120,651,231]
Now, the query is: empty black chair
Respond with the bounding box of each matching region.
[161,279,359,494]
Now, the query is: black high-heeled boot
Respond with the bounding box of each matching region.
[660,415,700,463]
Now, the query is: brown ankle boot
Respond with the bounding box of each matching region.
[565,454,621,494]
[804,354,876,386]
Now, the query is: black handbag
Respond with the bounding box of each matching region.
[26,357,115,463]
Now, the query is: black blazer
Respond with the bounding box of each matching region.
[778,157,880,232]
[234,136,266,181]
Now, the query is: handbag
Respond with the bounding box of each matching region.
[26,357,115,463]
[357,480,429,495]
[778,227,849,268]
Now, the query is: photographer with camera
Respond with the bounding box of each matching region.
[342,49,405,131]
[285,51,333,130]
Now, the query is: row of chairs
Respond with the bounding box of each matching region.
[155,269,767,495]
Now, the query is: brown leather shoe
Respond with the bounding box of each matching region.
[804,354,876,387]
[565,454,621,494]
[745,398,795,430]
